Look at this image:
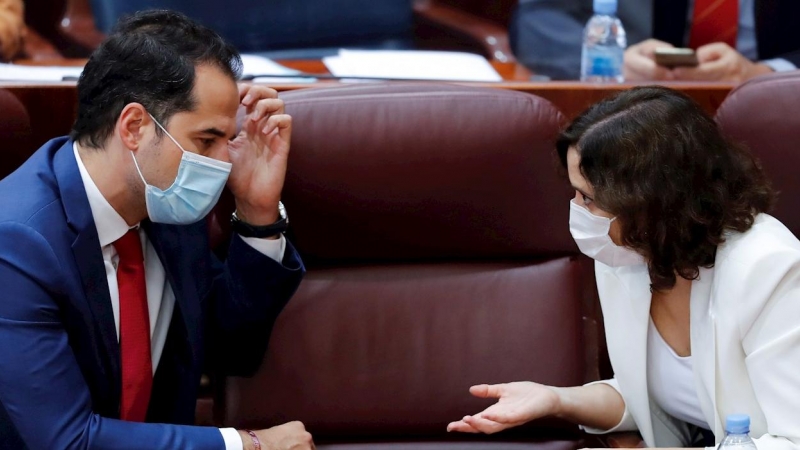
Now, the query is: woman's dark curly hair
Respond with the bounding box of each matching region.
[557,86,775,291]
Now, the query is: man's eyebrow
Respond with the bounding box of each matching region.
[199,128,227,138]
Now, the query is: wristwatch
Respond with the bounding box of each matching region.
[230,201,289,238]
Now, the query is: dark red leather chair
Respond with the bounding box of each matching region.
[0,89,33,179]
[212,84,608,449]
[715,71,800,235]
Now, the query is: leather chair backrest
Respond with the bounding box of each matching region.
[88,0,413,54]
[0,90,33,179]
[217,84,604,445]
[715,71,800,236]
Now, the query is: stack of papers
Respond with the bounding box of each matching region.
[323,50,502,82]
[0,63,83,82]
[239,54,316,83]
[0,56,309,83]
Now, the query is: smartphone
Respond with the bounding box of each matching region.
[654,48,699,68]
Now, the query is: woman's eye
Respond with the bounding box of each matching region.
[583,196,593,206]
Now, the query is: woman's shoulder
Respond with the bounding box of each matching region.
[717,214,800,266]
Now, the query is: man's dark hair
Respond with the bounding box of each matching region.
[557,86,774,291]
[70,9,243,148]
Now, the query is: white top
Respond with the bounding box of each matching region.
[646,318,710,430]
[74,143,286,450]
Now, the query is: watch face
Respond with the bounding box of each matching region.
[278,201,288,224]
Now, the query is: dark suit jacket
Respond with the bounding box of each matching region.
[0,137,305,449]
[511,0,800,79]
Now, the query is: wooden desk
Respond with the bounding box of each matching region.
[2,59,735,150]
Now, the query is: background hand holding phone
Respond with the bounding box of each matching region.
[654,47,699,68]
[623,39,679,81]
[624,39,774,83]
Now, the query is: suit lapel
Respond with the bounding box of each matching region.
[53,141,121,400]
[141,221,201,364]
[690,267,722,438]
[652,0,689,46]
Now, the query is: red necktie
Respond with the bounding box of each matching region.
[114,229,153,422]
[689,0,739,49]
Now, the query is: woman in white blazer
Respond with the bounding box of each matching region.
[448,86,800,449]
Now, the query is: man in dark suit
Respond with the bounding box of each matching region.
[511,0,800,81]
[0,10,312,450]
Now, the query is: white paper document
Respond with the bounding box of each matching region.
[323,50,502,82]
[0,63,84,81]
[240,54,316,83]
[0,56,311,83]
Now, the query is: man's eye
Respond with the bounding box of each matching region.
[201,138,215,147]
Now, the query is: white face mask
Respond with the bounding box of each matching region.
[568,199,645,267]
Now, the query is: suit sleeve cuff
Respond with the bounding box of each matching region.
[239,234,286,263]
[579,379,637,434]
[761,58,796,72]
[220,427,244,450]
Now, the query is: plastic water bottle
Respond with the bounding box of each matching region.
[718,414,758,450]
[580,0,627,83]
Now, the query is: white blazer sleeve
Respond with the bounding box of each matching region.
[735,246,800,450]
[579,378,639,434]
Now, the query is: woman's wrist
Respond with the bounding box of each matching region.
[548,386,571,419]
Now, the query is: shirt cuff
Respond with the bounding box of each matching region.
[579,379,636,434]
[220,427,244,450]
[240,234,286,263]
[761,58,796,72]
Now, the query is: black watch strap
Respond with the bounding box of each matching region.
[230,202,288,238]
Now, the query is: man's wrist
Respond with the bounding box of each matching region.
[234,202,280,226]
[237,430,260,450]
[748,62,775,80]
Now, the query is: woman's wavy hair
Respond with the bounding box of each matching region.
[557,86,774,291]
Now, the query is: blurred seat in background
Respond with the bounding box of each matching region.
[0,89,33,179]
[23,0,516,63]
[715,70,800,236]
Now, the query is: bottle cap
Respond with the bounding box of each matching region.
[725,414,751,434]
[594,0,618,15]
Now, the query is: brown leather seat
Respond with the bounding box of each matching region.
[715,71,800,235]
[0,89,33,179]
[214,84,606,449]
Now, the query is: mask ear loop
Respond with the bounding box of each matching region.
[130,150,148,185]
[131,112,185,187]
[148,113,187,153]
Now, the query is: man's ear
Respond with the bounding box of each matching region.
[117,103,149,151]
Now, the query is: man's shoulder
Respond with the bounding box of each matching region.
[0,137,70,228]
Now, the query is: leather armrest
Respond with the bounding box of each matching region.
[412,0,517,64]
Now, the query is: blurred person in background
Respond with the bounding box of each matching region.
[511,0,800,82]
[0,0,24,60]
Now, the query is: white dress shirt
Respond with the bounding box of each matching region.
[74,143,285,450]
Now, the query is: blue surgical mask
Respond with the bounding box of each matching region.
[129,114,232,225]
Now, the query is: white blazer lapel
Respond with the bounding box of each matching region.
[690,267,723,438]
[602,264,656,445]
